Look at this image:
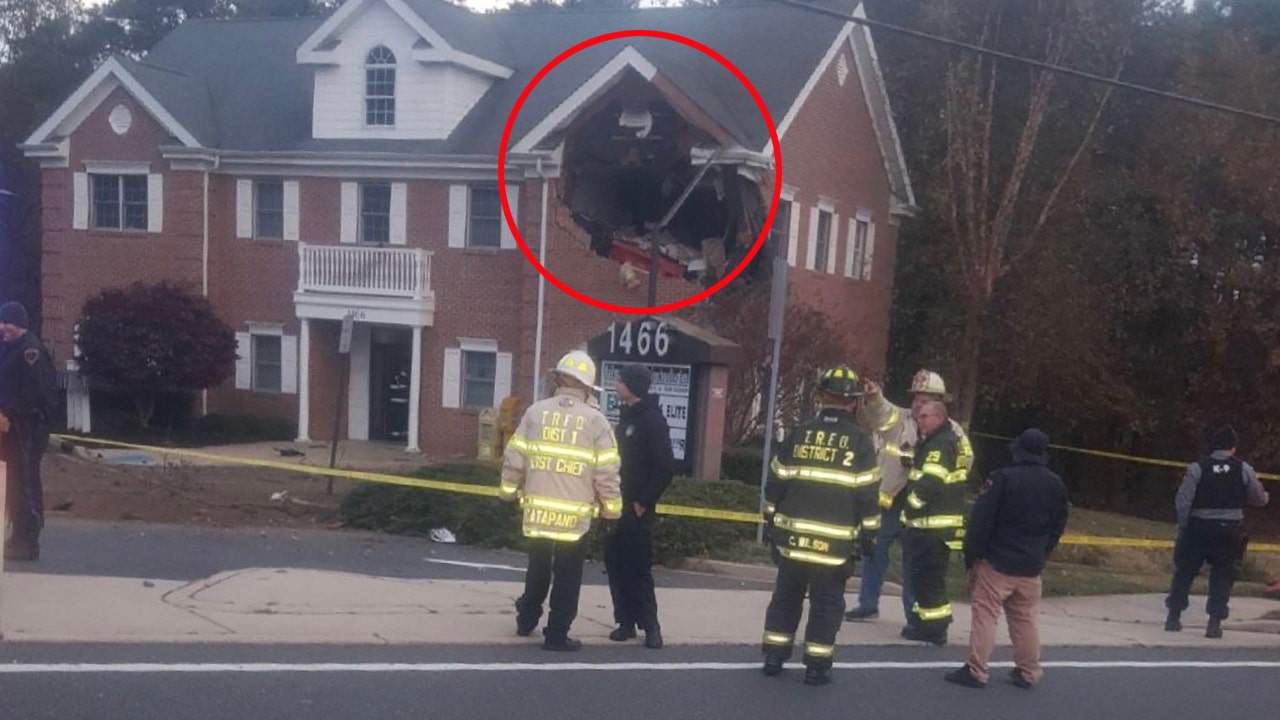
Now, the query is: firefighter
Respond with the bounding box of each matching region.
[1165,425,1270,639]
[761,366,881,686]
[900,399,967,646]
[846,369,973,628]
[499,350,623,651]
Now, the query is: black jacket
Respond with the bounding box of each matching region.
[765,407,880,566]
[902,424,966,531]
[616,395,675,510]
[964,459,1070,577]
[0,330,58,424]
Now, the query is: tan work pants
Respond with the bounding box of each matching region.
[966,560,1044,684]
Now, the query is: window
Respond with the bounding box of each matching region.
[252,334,282,393]
[365,45,396,127]
[467,185,502,248]
[848,217,871,279]
[462,350,496,409]
[360,182,392,244]
[771,199,793,257]
[91,174,147,230]
[254,180,284,239]
[814,209,833,273]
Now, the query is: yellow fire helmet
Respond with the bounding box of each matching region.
[555,350,601,392]
[910,369,948,397]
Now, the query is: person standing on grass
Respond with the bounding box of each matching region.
[944,429,1069,690]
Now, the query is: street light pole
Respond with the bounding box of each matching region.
[757,251,789,544]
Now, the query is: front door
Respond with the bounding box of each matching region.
[368,327,412,443]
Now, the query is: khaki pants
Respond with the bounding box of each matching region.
[966,561,1043,684]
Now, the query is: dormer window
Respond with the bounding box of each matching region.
[365,45,396,127]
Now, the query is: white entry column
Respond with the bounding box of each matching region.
[407,325,423,453]
[296,319,311,442]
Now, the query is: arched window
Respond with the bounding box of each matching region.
[365,45,396,127]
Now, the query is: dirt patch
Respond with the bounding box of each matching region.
[40,450,354,529]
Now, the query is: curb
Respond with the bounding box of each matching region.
[679,558,905,595]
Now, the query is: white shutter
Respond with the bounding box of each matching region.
[805,206,819,270]
[500,184,519,249]
[234,332,252,390]
[281,334,298,394]
[73,172,89,230]
[236,179,253,238]
[844,219,857,278]
[787,200,800,267]
[442,348,462,408]
[827,213,840,274]
[863,220,876,281]
[340,182,357,243]
[283,180,300,241]
[494,351,513,404]
[389,182,407,245]
[147,173,163,233]
[448,184,468,248]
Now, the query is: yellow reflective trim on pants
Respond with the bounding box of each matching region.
[770,456,799,479]
[804,643,835,658]
[521,495,597,517]
[913,603,953,621]
[904,514,965,530]
[774,513,857,540]
[778,548,847,566]
[524,528,584,542]
[763,632,793,646]
[906,492,926,510]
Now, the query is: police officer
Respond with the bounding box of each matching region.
[1165,425,1270,639]
[761,366,880,686]
[0,301,57,562]
[900,399,966,646]
[500,350,623,651]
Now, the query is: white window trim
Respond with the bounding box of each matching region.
[458,337,499,353]
[83,160,151,174]
[88,172,151,232]
[247,322,284,336]
[253,179,286,240]
[364,45,397,129]
[814,200,836,275]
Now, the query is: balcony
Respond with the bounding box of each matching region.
[293,244,436,326]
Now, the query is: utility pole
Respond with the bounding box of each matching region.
[757,249,789,544]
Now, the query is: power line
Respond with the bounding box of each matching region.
[770,0,1280,127]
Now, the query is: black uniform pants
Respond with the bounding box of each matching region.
[3,417,48,549]
[905,528,953,635]
[762,555,851,670]
[605,507,659,631]
[1166,518,1245,620]
[516,537,588,639]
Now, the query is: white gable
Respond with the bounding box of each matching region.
[309,0,495,141]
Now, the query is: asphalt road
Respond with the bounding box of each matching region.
[0,645,1275,720]
[3,518,773,591]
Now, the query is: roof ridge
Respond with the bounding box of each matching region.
[180,15,330,25]
[130,59,194,79]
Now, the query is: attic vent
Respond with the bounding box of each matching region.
[836,53,849,86]
[108,103,133,135]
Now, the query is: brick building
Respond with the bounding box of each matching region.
[20,0,914,459]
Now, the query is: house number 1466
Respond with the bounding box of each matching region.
[609,320,671,358]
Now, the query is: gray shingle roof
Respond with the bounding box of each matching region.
[135,0,858,155]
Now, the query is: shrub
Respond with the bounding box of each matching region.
[721,446,766,486]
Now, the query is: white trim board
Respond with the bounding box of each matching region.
[24,57,200,148]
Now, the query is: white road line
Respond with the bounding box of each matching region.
[1,661,1278,674]
[424,559,526,572]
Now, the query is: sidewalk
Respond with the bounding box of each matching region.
[3,566,1278,647]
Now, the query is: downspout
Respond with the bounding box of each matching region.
[532,157,550,403]
[200,160,212,416]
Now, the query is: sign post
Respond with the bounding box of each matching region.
[757,254,789,543]
[327,312,355,493]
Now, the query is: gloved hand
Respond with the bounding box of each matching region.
[0,411,9,434]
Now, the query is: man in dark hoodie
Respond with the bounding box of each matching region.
[605,364,675,649]
[945,428,1069,690]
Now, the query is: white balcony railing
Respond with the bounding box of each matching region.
[297,244,433,300]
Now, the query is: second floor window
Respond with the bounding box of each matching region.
[91,174,147,230]
[360,181,391,244]
[254,180,284,239]
[365,45,396,127]
[814,208,833,273]
[468,185,502,248]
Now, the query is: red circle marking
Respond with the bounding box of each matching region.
[499,29,783,315]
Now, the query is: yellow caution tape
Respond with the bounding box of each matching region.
[50,434,1280,552]
[971,432,1280,483]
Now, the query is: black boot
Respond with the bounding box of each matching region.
[609,624,636,642]
[762,653,786,677]
[844,607,879,622]
[901,624,947,646]
[1164,610,1182,632]
[3,541,38,562]
[543,633,583,652]
[1205,617,1223,639]
[944,665,985,689]
[803,665,832,686]
[644,626,664,649]
[515,601,539,637]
